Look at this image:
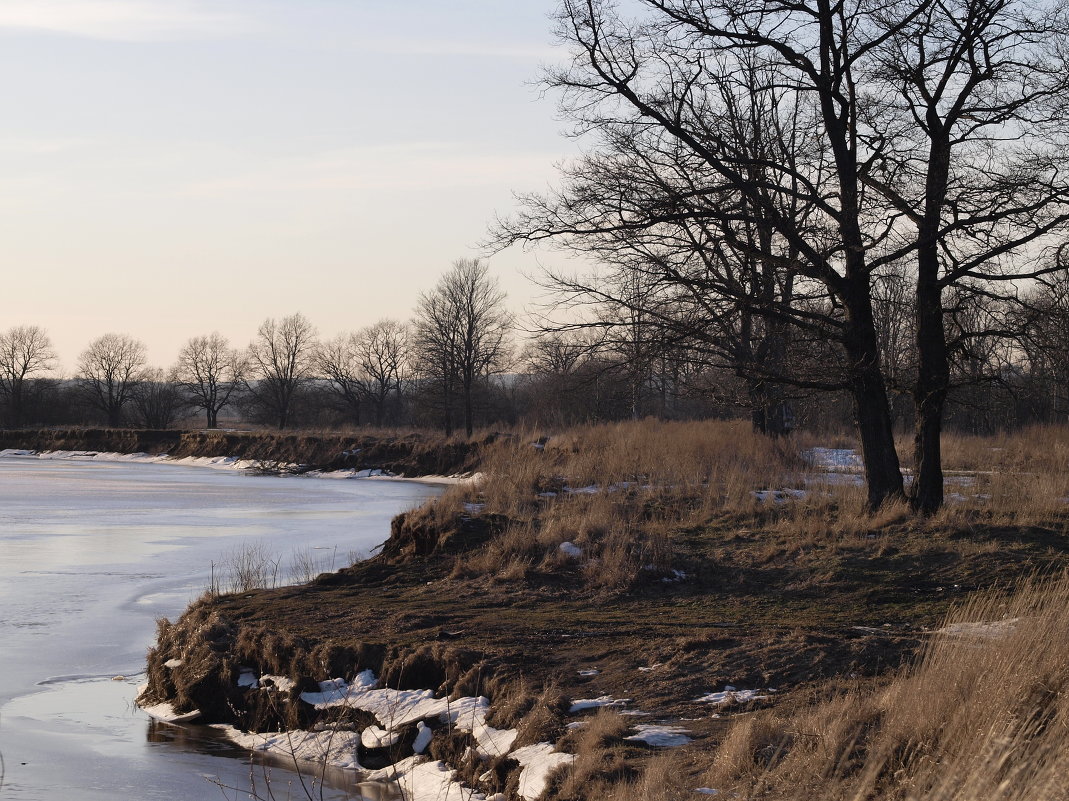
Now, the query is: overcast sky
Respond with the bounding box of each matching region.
[0,0,579,370]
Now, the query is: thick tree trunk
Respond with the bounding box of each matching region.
[843,292,906,508]
[911,259,949,514]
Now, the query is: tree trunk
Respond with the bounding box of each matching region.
[911,258,949,514]
[207,408,218,429]
[464,384,474,438]
[843,291,906,508]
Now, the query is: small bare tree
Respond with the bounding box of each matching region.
[413,259,512,437]
[132,368,186,429]
[176,333,246,429]
[245,313,318,430]
[0,325,56,427]
[78,333,147,427]
[355,319,408,426]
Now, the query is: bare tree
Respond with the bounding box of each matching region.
[245,313,318,430]
[0,325,56,427]
[318,320,408,428]
[317,333,366,426]
[132,368,186,429]
[175,333,246,429]
[413,259,512,437]
[496,0,1069,511]
[355,319,408,426]
[77,333,147,427]
[1020,270,1069,420]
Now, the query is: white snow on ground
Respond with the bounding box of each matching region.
[934,618,1020,638]
[804,448,863,471]
[365,756,490,801]
[624,724,692,747]
[0,449,481,484]
[752,489,808,503]
[259,674,296,692]
[695,789,720,796]
[559,541,583,558]
[213,725,364,769]
[577,668,599,676]
[300,673,518,758]
[511,743,576,801]
[237,671,258,688]
[568,696,632,713]
[694,687,770,705]
[140,701,202,723]
[412,721,433,754]
[163,658,182,669]
[361,725,402,749]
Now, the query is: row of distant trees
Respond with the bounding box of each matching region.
[0,259,512,435]
[5,257,1069,435]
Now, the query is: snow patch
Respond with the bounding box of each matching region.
[804,448,863,471]
[141,702,201,723]
[511,743,576,801]
[569,696,631,713]
[559,541,583,558]
[625,724,693,747]
[213,725,363,769]
[300,673,517,758]
[694,687,770,705]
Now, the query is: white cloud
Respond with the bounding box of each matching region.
[0,0,240,41]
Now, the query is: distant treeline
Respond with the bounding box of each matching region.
[3,258,1069,436]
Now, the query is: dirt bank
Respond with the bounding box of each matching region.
[137,421,1069,799]
[0,427,488,477]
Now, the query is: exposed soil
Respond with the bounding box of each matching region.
[0,427,488,477]
[140,497,1069,797]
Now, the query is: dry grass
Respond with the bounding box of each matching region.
[659,574,1069,801]
[449,420,818,589]
[425,421,1069,588]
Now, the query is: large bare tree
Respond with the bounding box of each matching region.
[176,333,246,429]
[77,333,147,427]
[245,313,318,430]
[497,0,1069,511]
[0,325,56,427]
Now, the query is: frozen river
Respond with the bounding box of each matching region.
[0,455,443,800]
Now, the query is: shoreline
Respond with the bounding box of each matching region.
[0,447,481,486]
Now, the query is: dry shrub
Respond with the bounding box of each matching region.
[676,575,1069,801]
[554,710,638,800]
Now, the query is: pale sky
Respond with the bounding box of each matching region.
[0,0,579,371]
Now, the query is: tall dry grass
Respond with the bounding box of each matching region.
[451,420,815,588]
[654,574,1069,801]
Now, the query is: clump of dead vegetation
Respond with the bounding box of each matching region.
[442,420,815,590]
[602,575,1069,801]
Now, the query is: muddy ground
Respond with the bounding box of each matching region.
[140,498,1069,796]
